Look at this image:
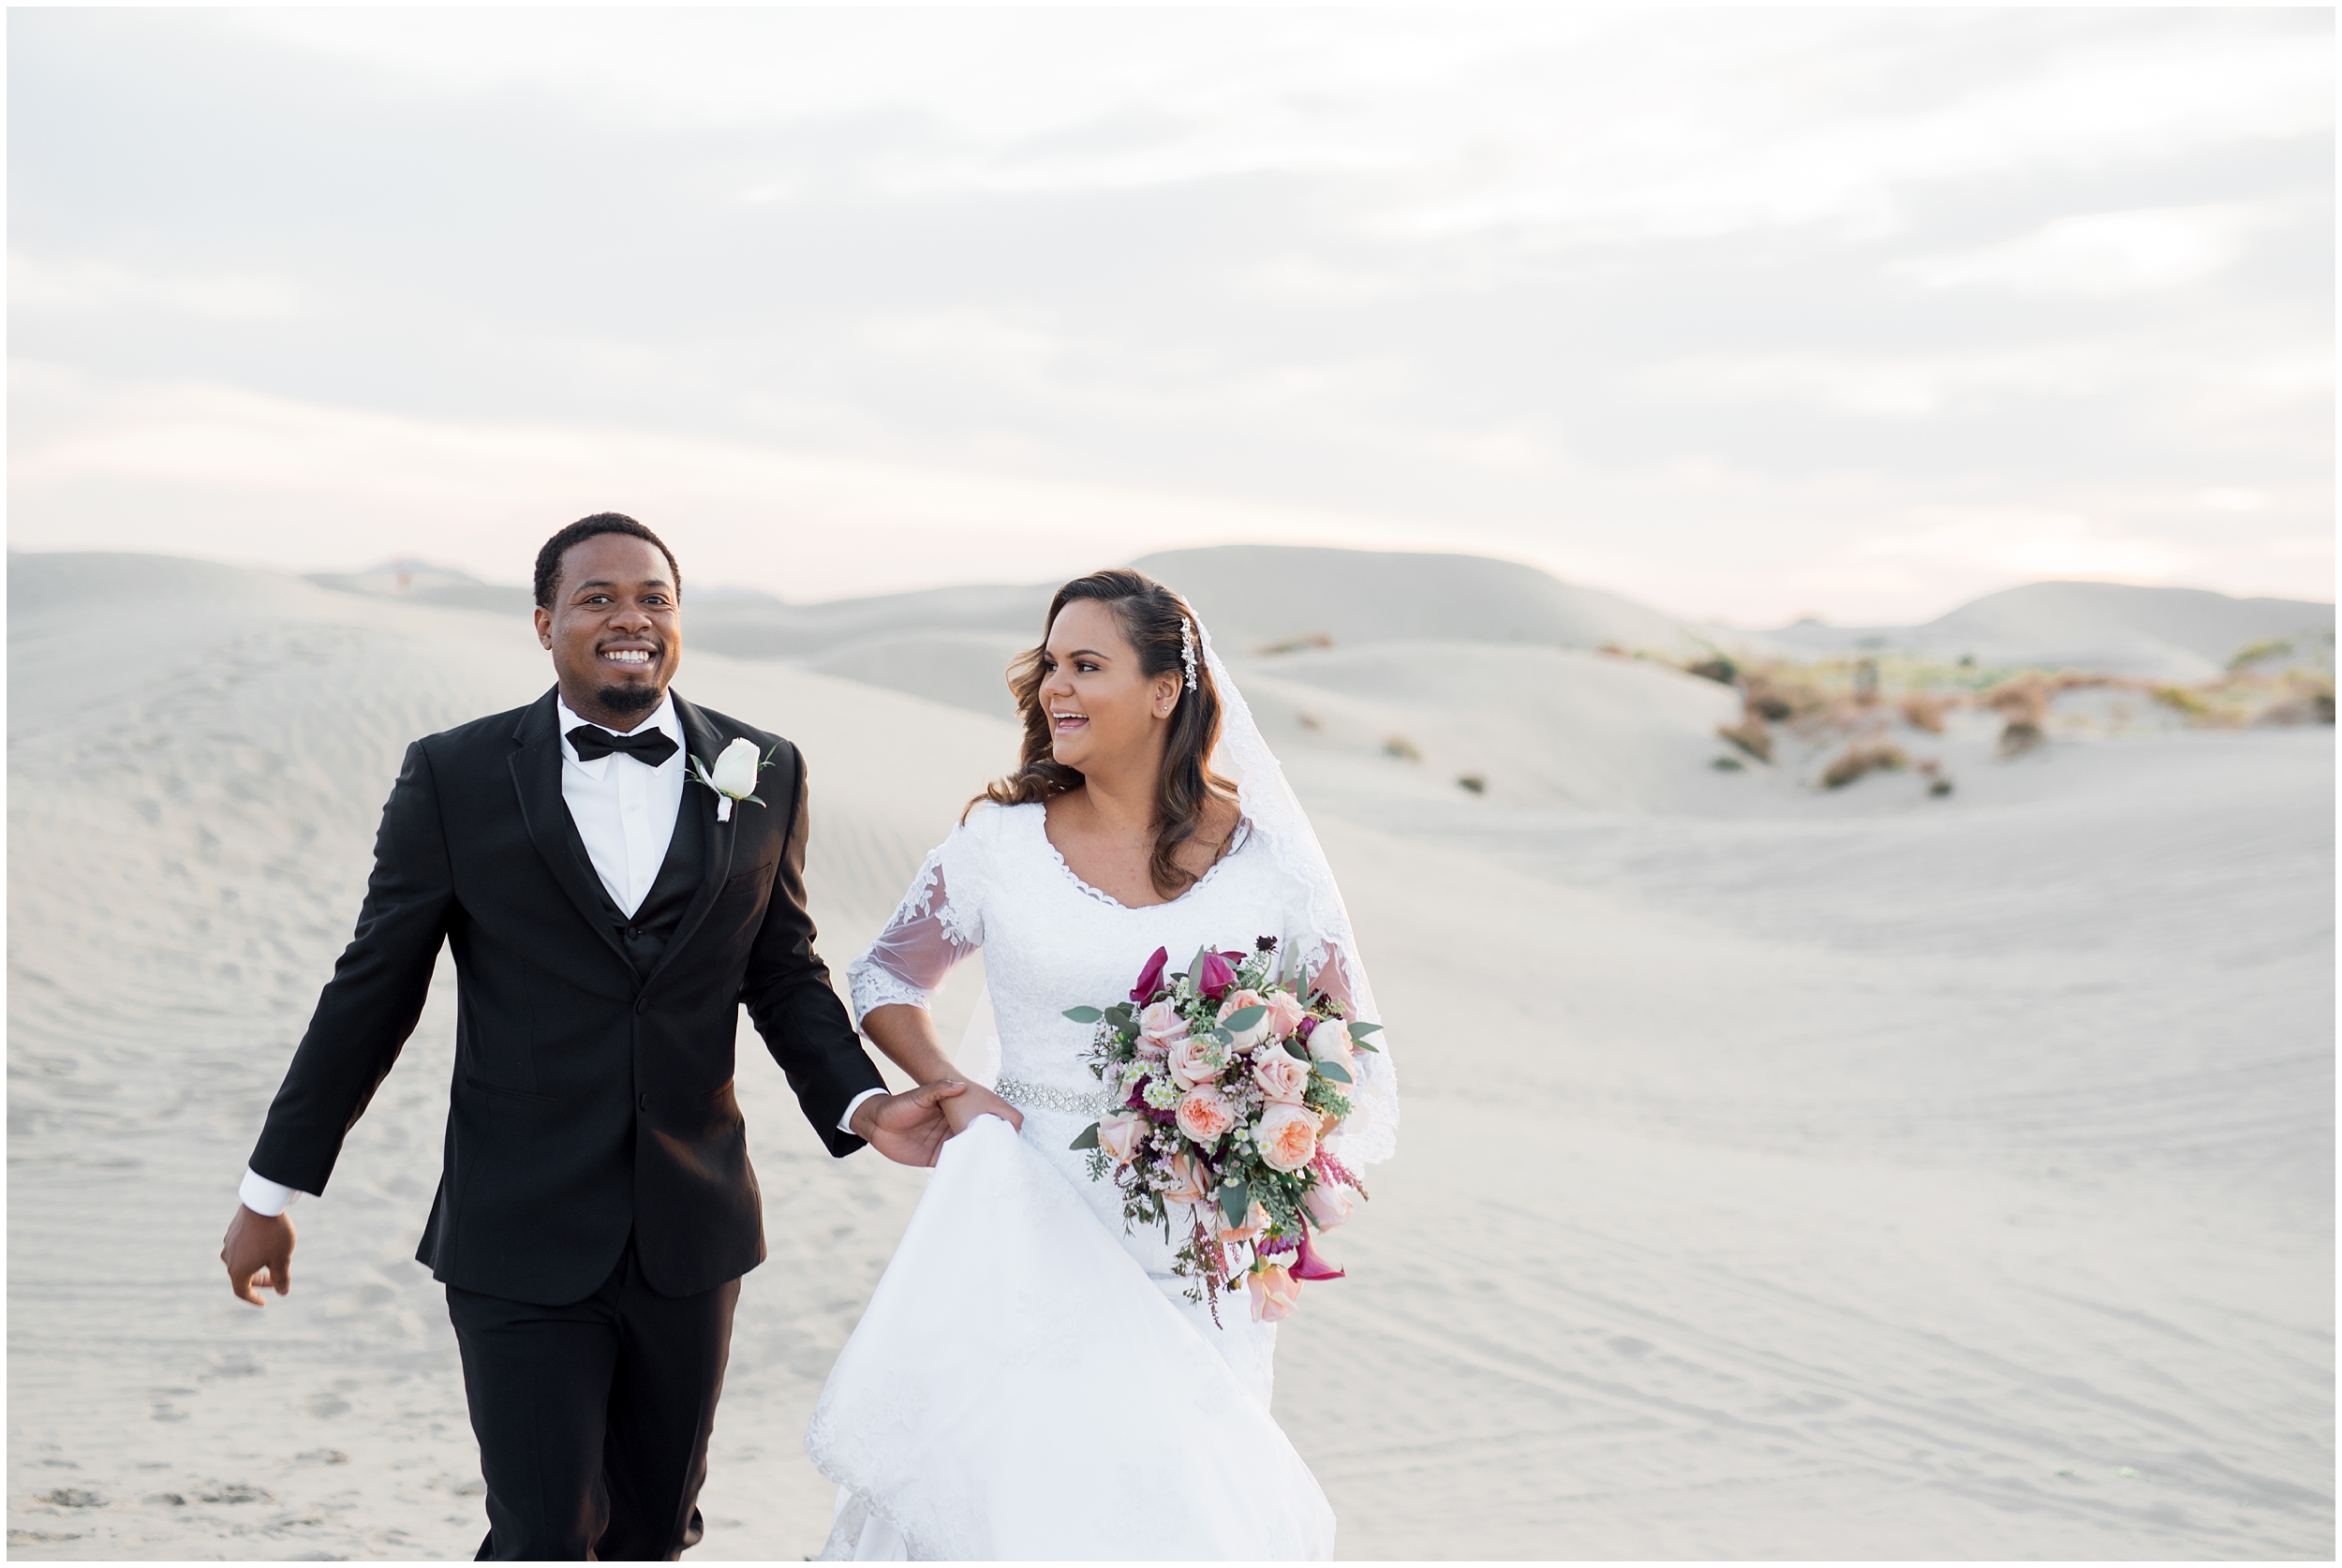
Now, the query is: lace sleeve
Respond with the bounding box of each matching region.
[845,827,986,1031]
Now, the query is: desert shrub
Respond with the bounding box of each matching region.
[1983,677,2051,726]
[1998,719,2046,757]
[1384,734,1422,762]
[2227,637,2293,673]
[1711,755,1744,772]
[1716,715,1773,762]
[1456,774,1487,794]
[1899,693,1946,733]
[1742,668,1824,722]
[1685,655,1738,685]
[2257,673,2336,726]
[1821,740,1907,789]
[2151,685,2211,718]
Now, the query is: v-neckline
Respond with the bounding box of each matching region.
[1033,804,1241,912]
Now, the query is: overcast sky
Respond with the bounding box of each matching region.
[8,7,2331,623]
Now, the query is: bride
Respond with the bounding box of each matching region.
[808,569,1399,1561]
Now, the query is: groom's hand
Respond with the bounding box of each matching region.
[852,1081,970,1167]
[221,1206,295,1306]
[852,1081,1025,1164]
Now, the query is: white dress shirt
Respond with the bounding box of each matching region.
[240,690,883,1217]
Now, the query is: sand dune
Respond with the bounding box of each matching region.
[8,550,2333,1560]
[1766,580,2336,682]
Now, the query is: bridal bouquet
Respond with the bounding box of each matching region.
[1067,938,1380,1324]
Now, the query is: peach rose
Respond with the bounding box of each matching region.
[1175,1086,1237,1146]
[1096,1112,1149,1166]
[1247,1265,1302,1324]
[1251,1047,1312,1105]
[1167,1035,1221,1090]
[1164,1149,1213,1208]
[1219,1196,1270,1246]
[1217,989,1274,1052]
[1138,999,1190,1050]
[1302,1183,1356,1230]
[1254,1101,1319,1172]
[1262,990,1310,1041]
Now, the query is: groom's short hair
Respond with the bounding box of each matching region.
[535,513,683,608]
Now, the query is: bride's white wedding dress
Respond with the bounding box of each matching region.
[806,634,1396,1562]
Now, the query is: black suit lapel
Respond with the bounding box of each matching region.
[507,688,633,971]
[647,692,740,985]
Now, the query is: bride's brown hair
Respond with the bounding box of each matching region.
[975,569,1242,899]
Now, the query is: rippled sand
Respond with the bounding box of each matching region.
[8,553,2332,1559]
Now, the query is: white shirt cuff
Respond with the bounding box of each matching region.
[239,1167,305,1217]
[839,1087,888,1135]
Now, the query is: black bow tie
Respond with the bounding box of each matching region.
[568,725,679,767]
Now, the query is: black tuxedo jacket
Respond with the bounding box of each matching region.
[247,688,887,1305]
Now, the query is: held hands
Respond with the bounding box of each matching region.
[851,1080,1025,1167]
[221,1206,296,1306]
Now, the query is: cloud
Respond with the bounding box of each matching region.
[1891,206,2270,297]
[1855,506,2195,583]
[5,362,1446,597]
[9,252,310,319]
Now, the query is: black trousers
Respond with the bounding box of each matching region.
[446,1240,741,1561]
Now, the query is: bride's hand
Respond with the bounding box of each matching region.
[941,1083,1023,1137]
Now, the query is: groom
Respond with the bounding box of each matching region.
[220,513,1001,1560]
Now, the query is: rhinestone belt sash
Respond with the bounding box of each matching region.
[995,1076,1118,1117]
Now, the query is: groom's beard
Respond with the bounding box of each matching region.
[596,682,664,717]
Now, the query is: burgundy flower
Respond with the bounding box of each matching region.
[1291,1232,1347,1280]
[1130,946,1170,1004]
[1194,950,1238,1000]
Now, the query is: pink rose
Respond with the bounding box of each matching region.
[1096,1112,1149,1166]
[1247,1264,1302,1323]
[1216,989,1273,1052]
[1164,1150,1213,1208]
[1308,1018,1358,1088]
[1254,1101,1319,1172]
[1302,1183,1356,1229]
[1175,1086,1237,1146]
[1262,989,1309,1041]
[1251,1047,1312,1105]
[1167,1035,1220,1090]
[1138,999,1190,1050]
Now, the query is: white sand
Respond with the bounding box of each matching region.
[8,551,2332,1559]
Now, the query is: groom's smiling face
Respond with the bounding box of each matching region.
[534,533,681,730]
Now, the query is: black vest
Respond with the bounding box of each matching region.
[585,786,705,979]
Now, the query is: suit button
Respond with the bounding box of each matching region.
[625,925,641,940]
[638,1092,651,1112]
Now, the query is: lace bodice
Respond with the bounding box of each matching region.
[846,801,1395,1162]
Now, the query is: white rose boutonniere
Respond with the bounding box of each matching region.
[687,736,776,821]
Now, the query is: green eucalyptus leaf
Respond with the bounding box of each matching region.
[1218,1179,1250,1226]
[1062,1006,1104,1024]
[1069,1123,1101,1150]
[1221,1005,1267,1032]
[1282,1039,1310,1060]
[1211,1027,1234,1046]
[1314,1059,1354,1084]
[1347,1021,1383,1038]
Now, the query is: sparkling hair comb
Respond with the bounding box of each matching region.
[1178,617,1199,691]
